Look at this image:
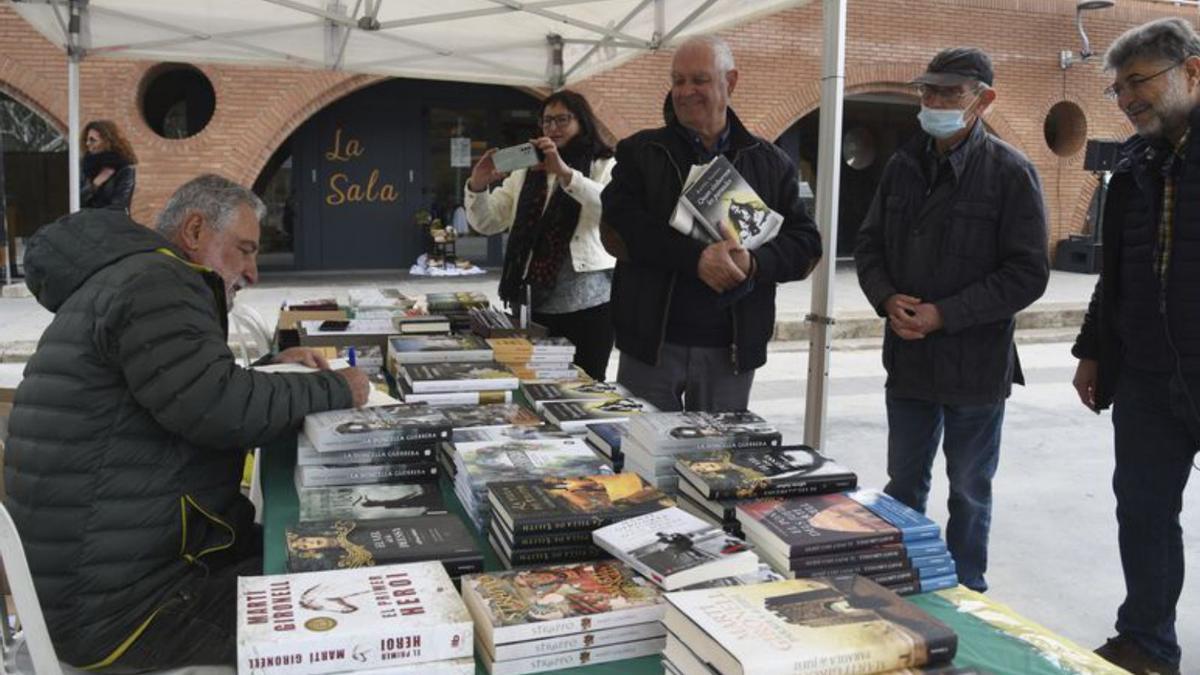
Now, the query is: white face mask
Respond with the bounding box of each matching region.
[918,106,968,139]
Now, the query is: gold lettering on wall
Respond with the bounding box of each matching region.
[323,127,401,206]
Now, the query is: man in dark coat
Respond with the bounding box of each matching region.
[3,174,368,669]
[854,47,1049,594]
[600,35,822,412]
[1073,19,1200,675]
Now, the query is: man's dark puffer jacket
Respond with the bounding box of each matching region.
[4,209,352,666]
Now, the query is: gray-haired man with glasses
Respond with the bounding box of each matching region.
[1072,17,1200,675]
[855,46,1049,596]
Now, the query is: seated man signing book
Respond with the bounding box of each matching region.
[601,35,822,412]
[3,174,369,670]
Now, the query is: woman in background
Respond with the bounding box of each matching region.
[81,119,137,212]
[465,90,616,381]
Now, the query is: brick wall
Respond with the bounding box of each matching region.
[0,0,1190,245]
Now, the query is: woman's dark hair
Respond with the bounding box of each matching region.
[81,119,138,164]
[541,90,613,159]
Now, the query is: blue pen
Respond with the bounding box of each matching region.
[347,347,357,368]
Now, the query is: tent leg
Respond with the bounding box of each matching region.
[803,0,847,451]
[68,52,80,213]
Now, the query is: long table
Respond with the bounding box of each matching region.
[260,435,1124,675]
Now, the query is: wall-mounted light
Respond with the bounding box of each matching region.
[1061,0,1115,69]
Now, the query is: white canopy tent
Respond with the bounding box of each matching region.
[10,0,847,449]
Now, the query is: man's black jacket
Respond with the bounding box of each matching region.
[600,109,822,371]
[855,122,1049,405]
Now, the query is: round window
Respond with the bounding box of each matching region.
[139,63,215,139]
[1044,101,1087,157]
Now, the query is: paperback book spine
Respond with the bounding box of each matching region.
[484,637,666,675]
[238,623,471,675]
[489,623,666,661]
[503,543,610,566]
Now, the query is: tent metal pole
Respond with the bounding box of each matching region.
[67,0,81,213]
[803,0,847,451]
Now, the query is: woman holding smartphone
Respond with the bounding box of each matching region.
[465,90,616,381]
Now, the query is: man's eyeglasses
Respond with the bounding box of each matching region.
[915,84,973,103]
[541,113,575,129]
[1104,62,1182,101]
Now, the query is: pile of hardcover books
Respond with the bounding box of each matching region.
[736,488,959,596]
[622,411,781,494]
[387,334,517,405]
[486,472,674,568]
[583,421,626,471]
[660,575,959,675]
[592,506,762,591]
[237,562,476,675]
[463,561,667,675]
[672,445,858,536]
[522,380,656,433]
[298,403,450,495]
[488,336,580,382]
[346,286,417,315]
[449,436,612,532]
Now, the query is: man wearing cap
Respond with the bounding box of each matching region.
[854,47,1049,593]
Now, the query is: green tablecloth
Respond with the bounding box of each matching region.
[260,435,1122,675]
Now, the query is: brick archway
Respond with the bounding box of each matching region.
[0,55,67,136]
[757,62,1029,156]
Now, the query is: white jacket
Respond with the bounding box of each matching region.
[463,157,616,273]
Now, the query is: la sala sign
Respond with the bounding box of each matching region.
[324,127,400,206]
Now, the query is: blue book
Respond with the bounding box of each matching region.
[846,488,942,542]
[918,572,960,593]
[584,421,626,458]
[905,538,949,558]
[913,559,957,579]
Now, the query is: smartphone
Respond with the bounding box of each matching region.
[492,142,541,173]
[318,319,351,332]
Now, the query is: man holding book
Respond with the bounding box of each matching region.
[3,174,369,670]
[1072,18,1200,675]
[601,35,822,412]
[854,48,1049,594]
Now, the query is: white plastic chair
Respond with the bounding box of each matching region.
[227,303,273,368]
[0,503,234,674]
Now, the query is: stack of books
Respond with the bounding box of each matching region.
[583,421,627,471]
[735,489,958,596]
[426,291,490,331]
[672,445,858,535]
[284,513,484,580]
[622,411,781,494]
[488,336,580,382]
[386,331,494,391]
[347,287,417,316]
[592,506,761,591]
[523,380,657,433]
[236,561,475,675]
[486,472,674,568]
[298,404,450,492]
[395,361,520,407]
[463,561,667,675]
[449,436,612,532]
[661,575,958,675]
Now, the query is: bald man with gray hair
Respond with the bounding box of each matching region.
[1073,17,1200,675]
[600,35,822,412]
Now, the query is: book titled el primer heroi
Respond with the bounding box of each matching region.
[236,561,472,675]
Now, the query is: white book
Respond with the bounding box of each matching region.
[592,507,758,590]
[387,334,493,368]
[628,411,780,454]
[479,635,666,675]
[237,562,472,675]
[400,362,519,393]
[303,404,451,452]
[252,360,397,407]
[489,622,666,661]
[300,318,396,335]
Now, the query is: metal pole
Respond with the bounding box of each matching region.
[803,0,847,450]
[67,0,82,213]
[1,123,9,286]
